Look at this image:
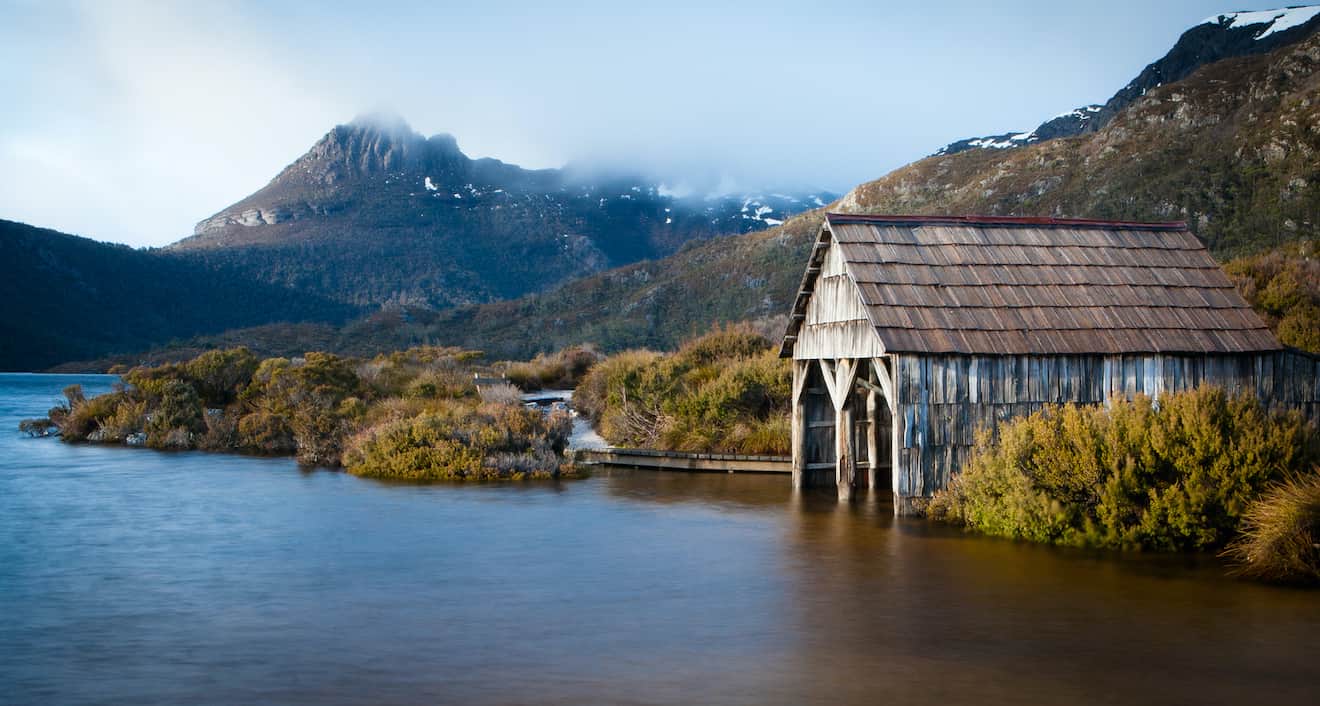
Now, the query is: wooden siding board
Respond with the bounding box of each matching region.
[884,350,1320,504]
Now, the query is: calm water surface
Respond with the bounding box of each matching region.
[1,374,1316,705]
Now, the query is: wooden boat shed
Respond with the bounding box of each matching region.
[780,214,1320,514]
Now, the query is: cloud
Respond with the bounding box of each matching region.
[0,0,1231,246]
[0,1,346,245]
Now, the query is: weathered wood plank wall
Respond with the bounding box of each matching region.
[794,243,886,360]
[892,350,1320,502]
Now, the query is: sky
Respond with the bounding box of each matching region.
[0,0,1265,247]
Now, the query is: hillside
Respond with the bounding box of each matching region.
[0,220,353,371]
[35,9,1320,370]
[937,6,1320,156]
[843,28,1320,256]
[398,17,1320,358]
[170,115,831,309]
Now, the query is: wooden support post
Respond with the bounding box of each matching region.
[830,358,858,502]
[889,355,904,515]
[791,359,807,490]
[866,386,879,490]
[837,401,855,502]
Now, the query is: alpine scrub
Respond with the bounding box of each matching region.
[927,387,1319,555]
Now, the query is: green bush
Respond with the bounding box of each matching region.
[145,379,204,449]
[1224,243,1320,353]
[928,387,1318,552]
[29,345,584,482]
[404,369,474,400]
[573,326,790,455]
[123,347,258,407]
[237,352,365,464]
[18,419,57,437]
[1223,471,1320,585]
[50,385,130,441]
[357,346,482,398]
[343,401,571,480]
[501,345,602,391]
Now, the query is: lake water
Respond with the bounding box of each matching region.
[2,374,1317,705]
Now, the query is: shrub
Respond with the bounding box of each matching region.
[502,345,603,391]
[27,344,585,483]
[98,398,147,442]
[572,349,663,429]
[198,409,241,451]
[145,379,204,449]
[929,387,1319,552]
[573,326,790,455]
[238,352,365,465]
[123,347,258,407]
[1223,472,1320,585]
[358,346,480,397]
[18,419,56,437]
[404,369,474,400]
[1224,243,1320,353]
[52,385,130,441]
[237,411,297,455]
[184,347,259,406]
[478,383,523,406]
[673,325,772,367]
[343,402,570,480]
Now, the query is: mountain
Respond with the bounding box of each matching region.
[0,220,353,371]
[356,12,1320,359]
[170,115,832,309]
[27,7,1320,370]
[843,23,1320,256]
[936,5,1320,156]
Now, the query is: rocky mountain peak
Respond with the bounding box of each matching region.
[933,5,1320,158]
[289,116,468,186]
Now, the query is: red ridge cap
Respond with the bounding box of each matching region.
[825,213,1189,231]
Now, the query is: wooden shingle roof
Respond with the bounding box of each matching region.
[780,214,1280,356]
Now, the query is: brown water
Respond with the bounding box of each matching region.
[2,375,1316,705]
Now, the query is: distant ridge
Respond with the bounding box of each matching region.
[170,115,834,310]
[934,5,1320,157]
[0,219,352,371]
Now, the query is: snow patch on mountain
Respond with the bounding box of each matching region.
[1201,6,1320,40]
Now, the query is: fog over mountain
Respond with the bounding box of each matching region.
[1,0,1252,246]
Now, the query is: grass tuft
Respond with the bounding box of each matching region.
[1223,471,1320,585]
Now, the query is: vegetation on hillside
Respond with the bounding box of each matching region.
[1224,241,1320,353]
[0,219,355,372]
[359,31,1320,361]
[574,326,791,455]
[40,28,1320,373]
[52,211,823,372]
[39,346,577,481]
[926,387,1320,580]
[842,35,1320,257]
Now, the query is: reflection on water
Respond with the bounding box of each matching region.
[1,375,1317,706]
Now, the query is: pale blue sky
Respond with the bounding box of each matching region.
[0,0,1263,246]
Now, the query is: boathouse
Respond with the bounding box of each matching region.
[780,214,1320,514]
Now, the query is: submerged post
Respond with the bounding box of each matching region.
[791,360,806,490]
[866,386,879,490]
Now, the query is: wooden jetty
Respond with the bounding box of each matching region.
[576,448,790,474]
